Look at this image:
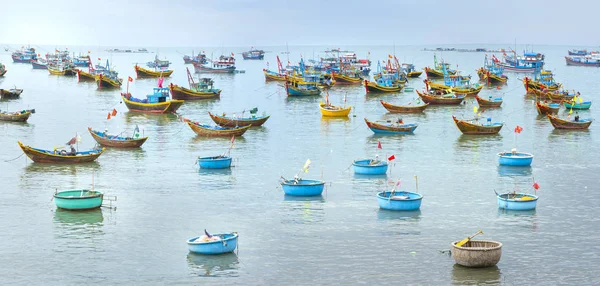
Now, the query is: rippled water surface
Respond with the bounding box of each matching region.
[1,45,599,285]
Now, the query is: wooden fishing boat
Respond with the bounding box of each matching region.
[121,87,184,113]
[475,95,503,108]
[48,64,77,76]
[0,88,23,99]
[54,189,104,210]
[96,73,123,88]
[88,127,148,148]
[208,110,270,127]
[187,232,239,254]
[364,118,418,134]
[319,102,352,117]
[135,65,173,78]
[416,90,465,105]
[352,159,388,175]
[451,85,483,96]
[280,179,325,196]
[364,76,402,93]
[424,54,457,78]
[169,68,221,100]
[406,71,422,78]
[18,141,105,163]
[498,50,544,73]
[547,114,592,129]
[564,101,592,110]
[0,109,35,122]
[332,71,363,84]
[523,70,561,93]
[193,55,236,73]
[11,46,37,63]
[48,65,66,75]
[285,77,321,96]
[197,156,232,169]
[477,55,508,85]
[497,151,534,166]
[452,240,502,268]
[242,47,265,60]
[535,101,560,115]
[497,192,538,211]
[263,69,286,81]
[31,60,48,70]
[380,100,428,113]
[452,116,503,135]
[77,69,96,82]
[546,91,575,103]
[187,121,251,137]
[377,191,423,211]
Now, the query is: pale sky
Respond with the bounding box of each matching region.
[1,0,598,47]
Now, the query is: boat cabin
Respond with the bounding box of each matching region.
[146,87,171,103]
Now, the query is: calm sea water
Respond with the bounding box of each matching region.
[1,44,599,285]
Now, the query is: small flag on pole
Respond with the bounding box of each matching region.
[112,109,117,116]
[377,141,382,149]
[533,182,540,190]
[107,112,111,120]
[514,125,523,133]
[128,76,133,82]
[388,155,395,161]
[66,137,77,145]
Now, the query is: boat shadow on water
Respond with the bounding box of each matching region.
[497,165,532,177]
[123,111,179,125]
[497,208,536,217]
[280,195,325,224]
[53,208,104,225]
[23,161,101,175]
[452,264,501,285]
[186,252,240,277]
[377,209,421,221]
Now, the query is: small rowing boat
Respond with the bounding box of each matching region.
[475,95,503,108]
[319,102,351,117]
[0,109,35,122]
[0,88,23,99]
[169,68,221,100]
[535,101,559,115]
[186,121,251,137]
[54,190,104,210]
[88,127,148,148]
[364,118,418,134]
[135,64,173,78]
[208,109,270,127]
[187,231,239,255]
[416,89,465,105]
[380,100,428,113]
[452,116,503,135]
[18,141,104,164]
[547,114,592,129]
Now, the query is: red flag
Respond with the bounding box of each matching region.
[128,76,133,82]
[388,155,395,161]
[107,112,111,120]
[98,58,101,61]
[514,126,523,133]
[112,109,117,116]
[158,77,164,88]
[533,182,540,190]
[66,137,76,145]
[377,141,382,149]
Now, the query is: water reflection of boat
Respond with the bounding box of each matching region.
[53,208,104,225]
[377,209,421,221]
[497,208,536,216]
[198,167,233,176]
[451,264,500,285]
[187,252,240,277]
[280,195,325,224]
[497,165,532,177]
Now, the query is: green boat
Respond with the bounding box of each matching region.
[53,189,104,210]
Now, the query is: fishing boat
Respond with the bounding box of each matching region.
[522,70,561,93]
[77,69,96,82]
[0,88,23,99]
[498,150,533,166]
[377,180,423,211]
[497,50,544,73]
[424,54,456,78]
[121,87,184,113]
[402,63,422,78]
[564,100,592,110]
[73,54,91,67]
[48,63,77,76]
[547,114,592,129]
[332,70,363,84]
[319,102,351,117]
[352,159,388,175]
[185,119,251,137]
[545,90,576,103]
[475,95,503,108]
[285,76,321,96]
[88,127,148,148]
[452,239,502,268]
[452,116,503,135]
[169,67,221,100]
[193,55,236,73]
[364,118,418,134]
[134,64,174,78]
[263,56,288,81]
[31,59,48,70]
[11,46,37,63]
[535,101,560,115]
[54,189,104,210]
[568,49,588,56]
[416,89,465,105]
[242,47,265,60]
[497,192,538,211]
[183,52,208,64]
[564,55,600,67]
[18,141,104,163]
[187,231,239,255]
[477,55,508,85]
[0,63,6,76]
[280,178,325,196]
[147,55,171,68]
[96,72,123,88]
[197,156,232,169]
[0,109,35,122]
[380,100,428,113]
[363,75,402,93]
[208,109,270,127]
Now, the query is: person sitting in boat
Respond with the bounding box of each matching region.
[575,112,580,122]
[67,145,77,156]
[369,155,380,165]
[511,148,517,155]
[396,118,404,125]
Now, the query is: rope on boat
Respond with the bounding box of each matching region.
[4,153,24,162]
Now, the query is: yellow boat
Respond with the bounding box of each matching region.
[135,65,174,78]
[77,69,96,82]
[406,71,422,78]
[319,102,352,117]
[427,77,483,96]
[48,66,66,75]
[95,74,123,88]
[364,79,402,93]
[121,87,184,113]
[263,69,286,81]
[332,72,362,85]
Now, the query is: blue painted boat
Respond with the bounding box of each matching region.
[497,152,533,166]
[568,49,588,56]
[497,193,538,211]
[187,232,238,255]
[365,118,418,134]
[198,156,232,169]
[31,60,48,69]
[377,191,423,211]
[352,159,388,175]
[564,101,592,110]
[281,179,325,196]
[11,47,37,63]
[53,189,103,210]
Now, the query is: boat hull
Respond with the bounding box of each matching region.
[564,101,592,110]
[319,104,351,117]
[365,118,418,134]
[54,190,103,210]
[77,70,96,82]
[497,193,538,210]
[281,179,325,196]
[333,74,362,84]
[452,240,502,268]
[352,160,388,175]
[365,81,401,93]
[96,74,122,88]
[380,100,428,113]
[31,62,48,69]
[135,65,173,78]
[565,56,600,67]
[121,95,183,113]
[497,152,533,166]
[286,85,321,96]
[0,110,33,122]
[88,128,148,148]
[475,95,503,108]
[198,156,232,169]
[208,112,270,127]
[452,116,503,135]
[377,191,423,211]
[416,90,465,105]
[406,71,422,78]
[187,233,238,255]
[187,122,251,137]
[18,141,104,164]
[535,101,559,115]
[263,70,286,81]
[547,115,592,129]
[169,84,221,100]
[0,89,23,99]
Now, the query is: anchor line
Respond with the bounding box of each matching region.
[4,153,24,162]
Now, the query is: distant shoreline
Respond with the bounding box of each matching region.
[422,48,504,53]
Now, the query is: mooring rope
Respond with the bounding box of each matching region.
[4,153,24,162]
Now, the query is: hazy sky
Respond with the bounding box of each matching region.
[1,0,598,47]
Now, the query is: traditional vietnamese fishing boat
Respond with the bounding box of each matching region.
[48,63,77,76]
[452,238,502,268]
[364,118,418,134]
[242,47,265,60]
[568,49,588,56]
[402,63,422,78]
[77,69,96,82]
[0,63,6,76]
[187,231,239,255]
[475,95,503,108]
[535,101,560,115]
[18,141,105,164]
[72,54,91,67]
[498,150,533,166]
[134,64,174,78]
[88,127,148,148]
[193,55,236,73]
[11,46,37,63]
[523,70,561,94]
[96,72,123,88]
[121,87,184,113]
[208,109,270,127]
[186,120,251,137]
[263,56,287,81]
[545,90,576,103]
[0,88,23,99]
[319,102,352,117]
[477,55,508,85]
[363,75,402,93]
[564,55,600,67]
[285,76,321,96]
[564,100,592,110]
[547,114,592,129]
[496,191,538,211]
[146,55,171,68]
[54,189,104,210]
[352,159,388,175]
[169,68,221,100]
[280,178,325,196]
[424,54,456,78]
[416,89,465,105]
[183,51,207,64]
[380,100,428,113]
[498,50,544,73]
[0,109,35,122]
[31,59,48,70]
[452,116,503,135]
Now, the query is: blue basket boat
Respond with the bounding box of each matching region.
[497,151,533,166]
[497,193,538,211]
[352,159,388,175]
[198,156,232,169]
[377,191,423,211]
[53,189,103,210]
[187,232,239,255]
[281,179,325,196]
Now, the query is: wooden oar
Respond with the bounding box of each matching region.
[456,230,483,247]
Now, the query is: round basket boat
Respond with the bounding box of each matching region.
[497,152,533,166]
[281,179,325,196]
[198,156,232,169]
[377,191,423,211]
[451,240,502,268]
[187,232,238,255]
[53,189,103,210]
[352,159,388,175]
[497,193,538,211]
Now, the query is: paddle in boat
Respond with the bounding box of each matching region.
[180,115,251,137]
[535,100,559,115]
[547,114,592,129]
[197,136,235,169]
[135,64,173,78]
[377,177,423,211]
[121,78,184,113]
[280,159,325,196]
[0,88,23,99]
[496,181,540,211]
[452,115,503,135]
[475,95,503,108]
[18,136,104,164]
[169,67,221,100]
[498,125,533,166]
[319,92,351,117]
[54,189,104,210]
[208,108,270,127]
[187,230,239,255]
[416,88,465,105]
[88,126,148,148]
[0,109,35,122]
[364,118,418,134]
[380,99,428,113]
